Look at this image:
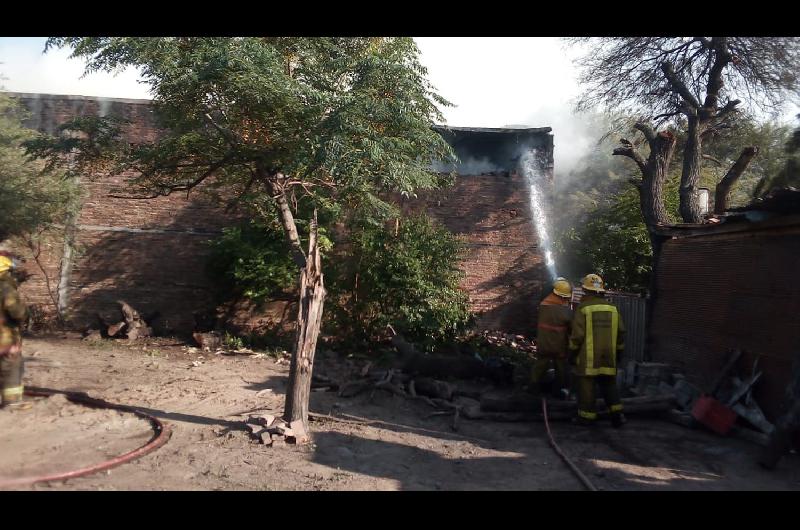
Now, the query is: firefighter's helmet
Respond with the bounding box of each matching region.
[582,273,605,293]
[0,255,14,274]
[553,277,572,298]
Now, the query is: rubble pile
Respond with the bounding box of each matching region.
[480,330,537,354]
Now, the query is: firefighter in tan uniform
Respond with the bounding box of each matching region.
[531,277,573,399]
[568,273,626,427]
[0,253,28,408]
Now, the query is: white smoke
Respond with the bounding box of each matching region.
[432,155,505,175]
[509,102,601,191]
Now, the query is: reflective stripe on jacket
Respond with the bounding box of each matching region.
[0,273,27,350]
[568,294,625,376]
[536,293,572,358]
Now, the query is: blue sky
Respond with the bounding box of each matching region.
[2,37,798,175]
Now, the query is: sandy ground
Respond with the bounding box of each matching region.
[1,336,798,491]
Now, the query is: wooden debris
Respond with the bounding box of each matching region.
[107,322,126,338]
[414,378,455,400]
[119,300,153,340]
[192,332,222,351]
[480,392,676,415]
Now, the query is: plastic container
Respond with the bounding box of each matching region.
[692,395,737,435]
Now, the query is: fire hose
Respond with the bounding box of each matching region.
[0,387,172,488]
[541,397,598,491]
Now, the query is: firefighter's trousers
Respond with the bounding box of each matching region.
[0,347,24,406]
[575,375,623,421]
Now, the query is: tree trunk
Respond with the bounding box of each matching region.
[714,147,760,214]
[282,210,326,443]
[642,131,677,227]
[679,117,706,223]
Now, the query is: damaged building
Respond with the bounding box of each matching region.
[6,93,555,336]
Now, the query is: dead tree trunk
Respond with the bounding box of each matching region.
[282,210,326,443]
[714,146,760,214]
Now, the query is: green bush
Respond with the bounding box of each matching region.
[206,220,297,303]
[208,212,473,350]
[329,214,473,348]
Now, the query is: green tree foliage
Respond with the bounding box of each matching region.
[208,212,473,349]
[753,115,800,196]
[0,92,79,242]
[556,182,680,292]
[701,116,791,206]
[207,221,298,303]
[329,214,471,348]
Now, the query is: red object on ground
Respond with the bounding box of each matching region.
[692,395,737,435]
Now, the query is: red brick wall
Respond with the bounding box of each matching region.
[650,220,800,421]
[10,93,233,333]
[404,172,551,335]
[8,93,552,336]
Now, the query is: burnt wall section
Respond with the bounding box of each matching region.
[9,93,232,333]
[433,126,554,178]
[649,219,800,422]
[410,127,554,334]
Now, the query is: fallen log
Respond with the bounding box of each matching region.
[414,378,455,400]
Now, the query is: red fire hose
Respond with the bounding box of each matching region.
[541,397,598,491]
[0,387,172,488]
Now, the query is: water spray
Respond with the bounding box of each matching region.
[519,149,557,281]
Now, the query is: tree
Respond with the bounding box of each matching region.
[0,91,80,317]
[570,37,800,223]
[553,113,790,292]
[34,37,455,441]
[753,115,800,196]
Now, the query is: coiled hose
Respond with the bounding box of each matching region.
[0,387,171,488]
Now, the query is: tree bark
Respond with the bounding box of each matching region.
[265,176,307,269]
[714,146,759,214]
[679,116,706,223]
[642,130,677,227]
[282,210,326,443]
[615,127,676,230]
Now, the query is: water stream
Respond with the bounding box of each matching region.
[519,149,557,281]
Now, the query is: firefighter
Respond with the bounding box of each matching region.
[568,273,626,427]
[0,253,28,408]
[531,277,573,399]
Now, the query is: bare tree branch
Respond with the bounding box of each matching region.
[661,61,701,110]
[714,146,760,214]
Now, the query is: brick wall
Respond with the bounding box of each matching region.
[649,218,800,422]
[9,93,232,333]
[404,172,550,334]
[7,93,552,336]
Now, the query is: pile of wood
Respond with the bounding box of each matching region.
[90,301,154,341]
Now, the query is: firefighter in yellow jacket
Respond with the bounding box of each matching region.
[568,273,626,427]
[531,277,573,399]
[0,253,28,408]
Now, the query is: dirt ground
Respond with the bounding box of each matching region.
[2,336,799,491]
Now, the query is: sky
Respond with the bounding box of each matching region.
[1,37,798,176]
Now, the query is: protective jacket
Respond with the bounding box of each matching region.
[0,272,26,353]
[568,294,625,376]
[537,293,572,358]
